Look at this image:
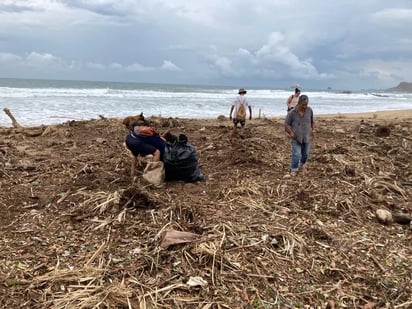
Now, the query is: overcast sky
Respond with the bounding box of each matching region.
[0,0,411,90]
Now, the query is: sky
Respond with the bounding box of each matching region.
[0,0,411,90]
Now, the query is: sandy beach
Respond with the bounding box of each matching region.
[0,109,411,308]
[316,109,412,120]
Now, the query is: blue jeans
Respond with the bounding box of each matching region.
[290,140,311,172]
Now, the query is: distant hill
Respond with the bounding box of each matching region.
[388,82,412,92]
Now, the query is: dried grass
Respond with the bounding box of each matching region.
[1,116,411,308]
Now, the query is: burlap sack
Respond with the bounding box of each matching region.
[142,161,165,188]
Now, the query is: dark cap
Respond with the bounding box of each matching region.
[298,95,309,103]
[238,88,247,94]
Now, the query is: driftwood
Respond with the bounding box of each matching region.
[3,107,22,128]
[2,107,44,136]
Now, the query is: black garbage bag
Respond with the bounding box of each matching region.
[164,134,204,182]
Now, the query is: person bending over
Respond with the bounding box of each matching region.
[125,122,167,176]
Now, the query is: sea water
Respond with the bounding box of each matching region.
[0,78,411,127]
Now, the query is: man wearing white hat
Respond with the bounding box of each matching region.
[229,88,252,138]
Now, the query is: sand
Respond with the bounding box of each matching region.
[316,109,412,120]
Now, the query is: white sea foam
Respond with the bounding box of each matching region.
[0,80,411,126]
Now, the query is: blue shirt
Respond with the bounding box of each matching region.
[125,133,167,160]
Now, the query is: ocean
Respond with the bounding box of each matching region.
[0,78,411,127]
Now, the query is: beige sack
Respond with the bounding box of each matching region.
[142,161,165,188]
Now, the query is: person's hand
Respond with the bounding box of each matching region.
[311,130,316,139]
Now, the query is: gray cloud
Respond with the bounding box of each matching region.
[0,0,411,89]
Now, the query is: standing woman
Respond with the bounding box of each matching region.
[286,88,301,112]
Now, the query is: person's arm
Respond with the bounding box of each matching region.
[284,114,295,138]
[286,95,292,108]
[311,125,316,138]
[285,124,295,139]
[152,149,161,161]
[229,105,234,120]
[311,118,316,131]
[311,115,317,138]
[248,106,252,120]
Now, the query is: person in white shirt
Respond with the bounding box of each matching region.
[286,88,301,112]
[229,88,252,138]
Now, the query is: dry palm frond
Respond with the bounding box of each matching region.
[30,267,105,287]
[238,198,272,215]
[332,154,350,166]
[220,179,263,199]
[364,175,407,198]
[193,242,241,271]
[92,190,122,213]
[277,231,306,259]
[29,242,127,308]
[87,218,112,230]
[51,279,133,309]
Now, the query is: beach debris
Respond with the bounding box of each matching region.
[261,234,280,246]
[120,186,160,209]
[375,209,393,225]
[392,212,411,225]
[363,302,376,309]
[95,137,107,144]
[159,117,182,128]
[375,125,391,137]
[375,209,411,225]
[159,229,199,249]
[326,299,335,309]
[22,128,44,137]
[358,122,367,133]
[2,107,45,136]
[122,112,145,130]
[129,247,142,255]
[3,107,22,128]
[186,276,208,287]
[1,114,412,308]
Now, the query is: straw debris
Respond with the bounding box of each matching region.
[0,114,411,308]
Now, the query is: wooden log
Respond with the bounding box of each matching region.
[2,107,45,137]
[3,108,22,128]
